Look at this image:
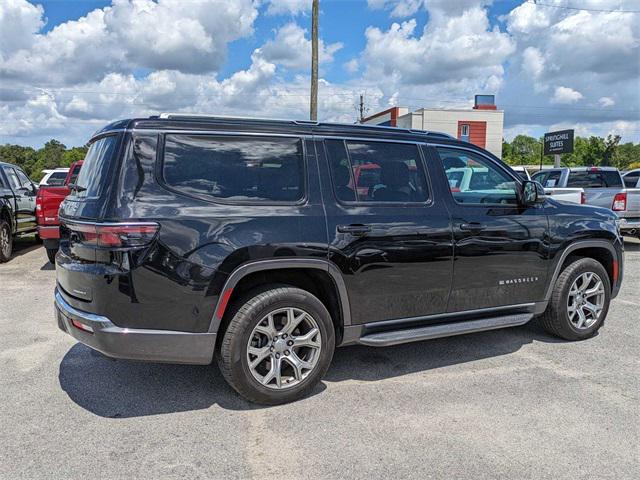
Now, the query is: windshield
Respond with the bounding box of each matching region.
[73,135,119,197]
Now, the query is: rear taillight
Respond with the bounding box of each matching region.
[612,192,627,211]
[63,221,159,248]
[580,192,586,204]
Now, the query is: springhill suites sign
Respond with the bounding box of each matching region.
[544,129,574,155]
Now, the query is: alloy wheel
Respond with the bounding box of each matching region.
[0,225,10,257]
[567,272,605,330]
[246,307,322,390]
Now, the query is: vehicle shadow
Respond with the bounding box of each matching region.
[10,235,40,259]
[624,237,640,251]
[58,321,560,417]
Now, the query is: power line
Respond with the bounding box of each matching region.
[527,0,640,14]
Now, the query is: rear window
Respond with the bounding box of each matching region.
[73,135,119,198]
[162,135,305,203]
[567,170,623,188]
[47,171,68,186]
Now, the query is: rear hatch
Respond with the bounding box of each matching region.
[57,133,123,301]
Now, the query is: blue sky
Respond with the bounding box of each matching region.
[1,0,638,147]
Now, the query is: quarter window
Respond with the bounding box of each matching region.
[326,140,429,203]
[437,148,518,205]
[163,135,305,203]
[3,167,21,189]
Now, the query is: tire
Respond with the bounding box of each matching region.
[217,286,335,405]
[0,220,13,263]
[539,257,611,341]
[46,248,57,264]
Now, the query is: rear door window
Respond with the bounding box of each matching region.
[326,139,429,203]
[14,168,32,188]
[162,135,305,203]
[73,135,119,198]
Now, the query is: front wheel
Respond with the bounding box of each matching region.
[539,258,611,340]
[217,286,335,405]
[0,220,13,263]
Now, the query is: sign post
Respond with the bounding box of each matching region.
[543,129,574,168]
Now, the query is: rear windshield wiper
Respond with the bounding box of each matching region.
[68,183,87,192]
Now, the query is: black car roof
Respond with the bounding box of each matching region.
[93,113,459,142]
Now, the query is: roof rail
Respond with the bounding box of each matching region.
[155,113,453,138]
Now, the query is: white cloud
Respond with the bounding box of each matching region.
[599,96,615,107]
[0,0,44,59]
[522,47,544,79]
[0,0,258,85]
[266,0,311,16]
[259,23,342,70]
[552,86,583,104]
[344,58,360,74]
[362,5,514,90]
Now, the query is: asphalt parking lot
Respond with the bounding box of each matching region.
[1,237,638,480]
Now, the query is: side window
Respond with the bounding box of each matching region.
[437,148,518,205]
[624,172,640,188]
[3,167,21,189]
[544,171,562,188]
[531,171,548,185]
[328,140,429,203]
[163,135,305,203]
[14,168,32,188]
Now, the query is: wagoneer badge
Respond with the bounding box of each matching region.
[499,277,539,286]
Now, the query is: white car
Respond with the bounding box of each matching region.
[39,168,69,187]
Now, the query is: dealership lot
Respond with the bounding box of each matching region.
[1,237,638,480]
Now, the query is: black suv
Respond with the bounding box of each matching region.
[55,114,624,404]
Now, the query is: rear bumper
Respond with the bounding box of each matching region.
[55,289,216,365]
[37,224,60,239]
[618,217,640,232]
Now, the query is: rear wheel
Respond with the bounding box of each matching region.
[46,248,57,264]
[217,286,335,405]
[539,258,610,340]
[0,220,13,263]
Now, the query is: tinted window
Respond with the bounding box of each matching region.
[567,170,623,188]
[531,171,548,185]
[74,135,119,198]
[624,172,640,188]
[163,135,305,203]
[328,140,429,203]
[438,148,518,205]
[515,170,529,181]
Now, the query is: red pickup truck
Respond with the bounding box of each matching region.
[36,160,82,263]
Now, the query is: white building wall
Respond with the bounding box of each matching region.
[397,108,504,158]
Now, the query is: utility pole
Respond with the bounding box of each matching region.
[310,0,319,121]
[359,94,365,122]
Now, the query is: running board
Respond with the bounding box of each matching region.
[357,313,533,347]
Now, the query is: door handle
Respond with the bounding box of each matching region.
[459,222,483,232]
[337,224,372,235]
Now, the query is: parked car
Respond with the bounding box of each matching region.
[36,161,83,263]
[532,166,640,236]
[0,161,38,262]
[39,168,70,187]
[55,115,624,404]
[622,169,640,188]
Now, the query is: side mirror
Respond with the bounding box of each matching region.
[522,180,546,205]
